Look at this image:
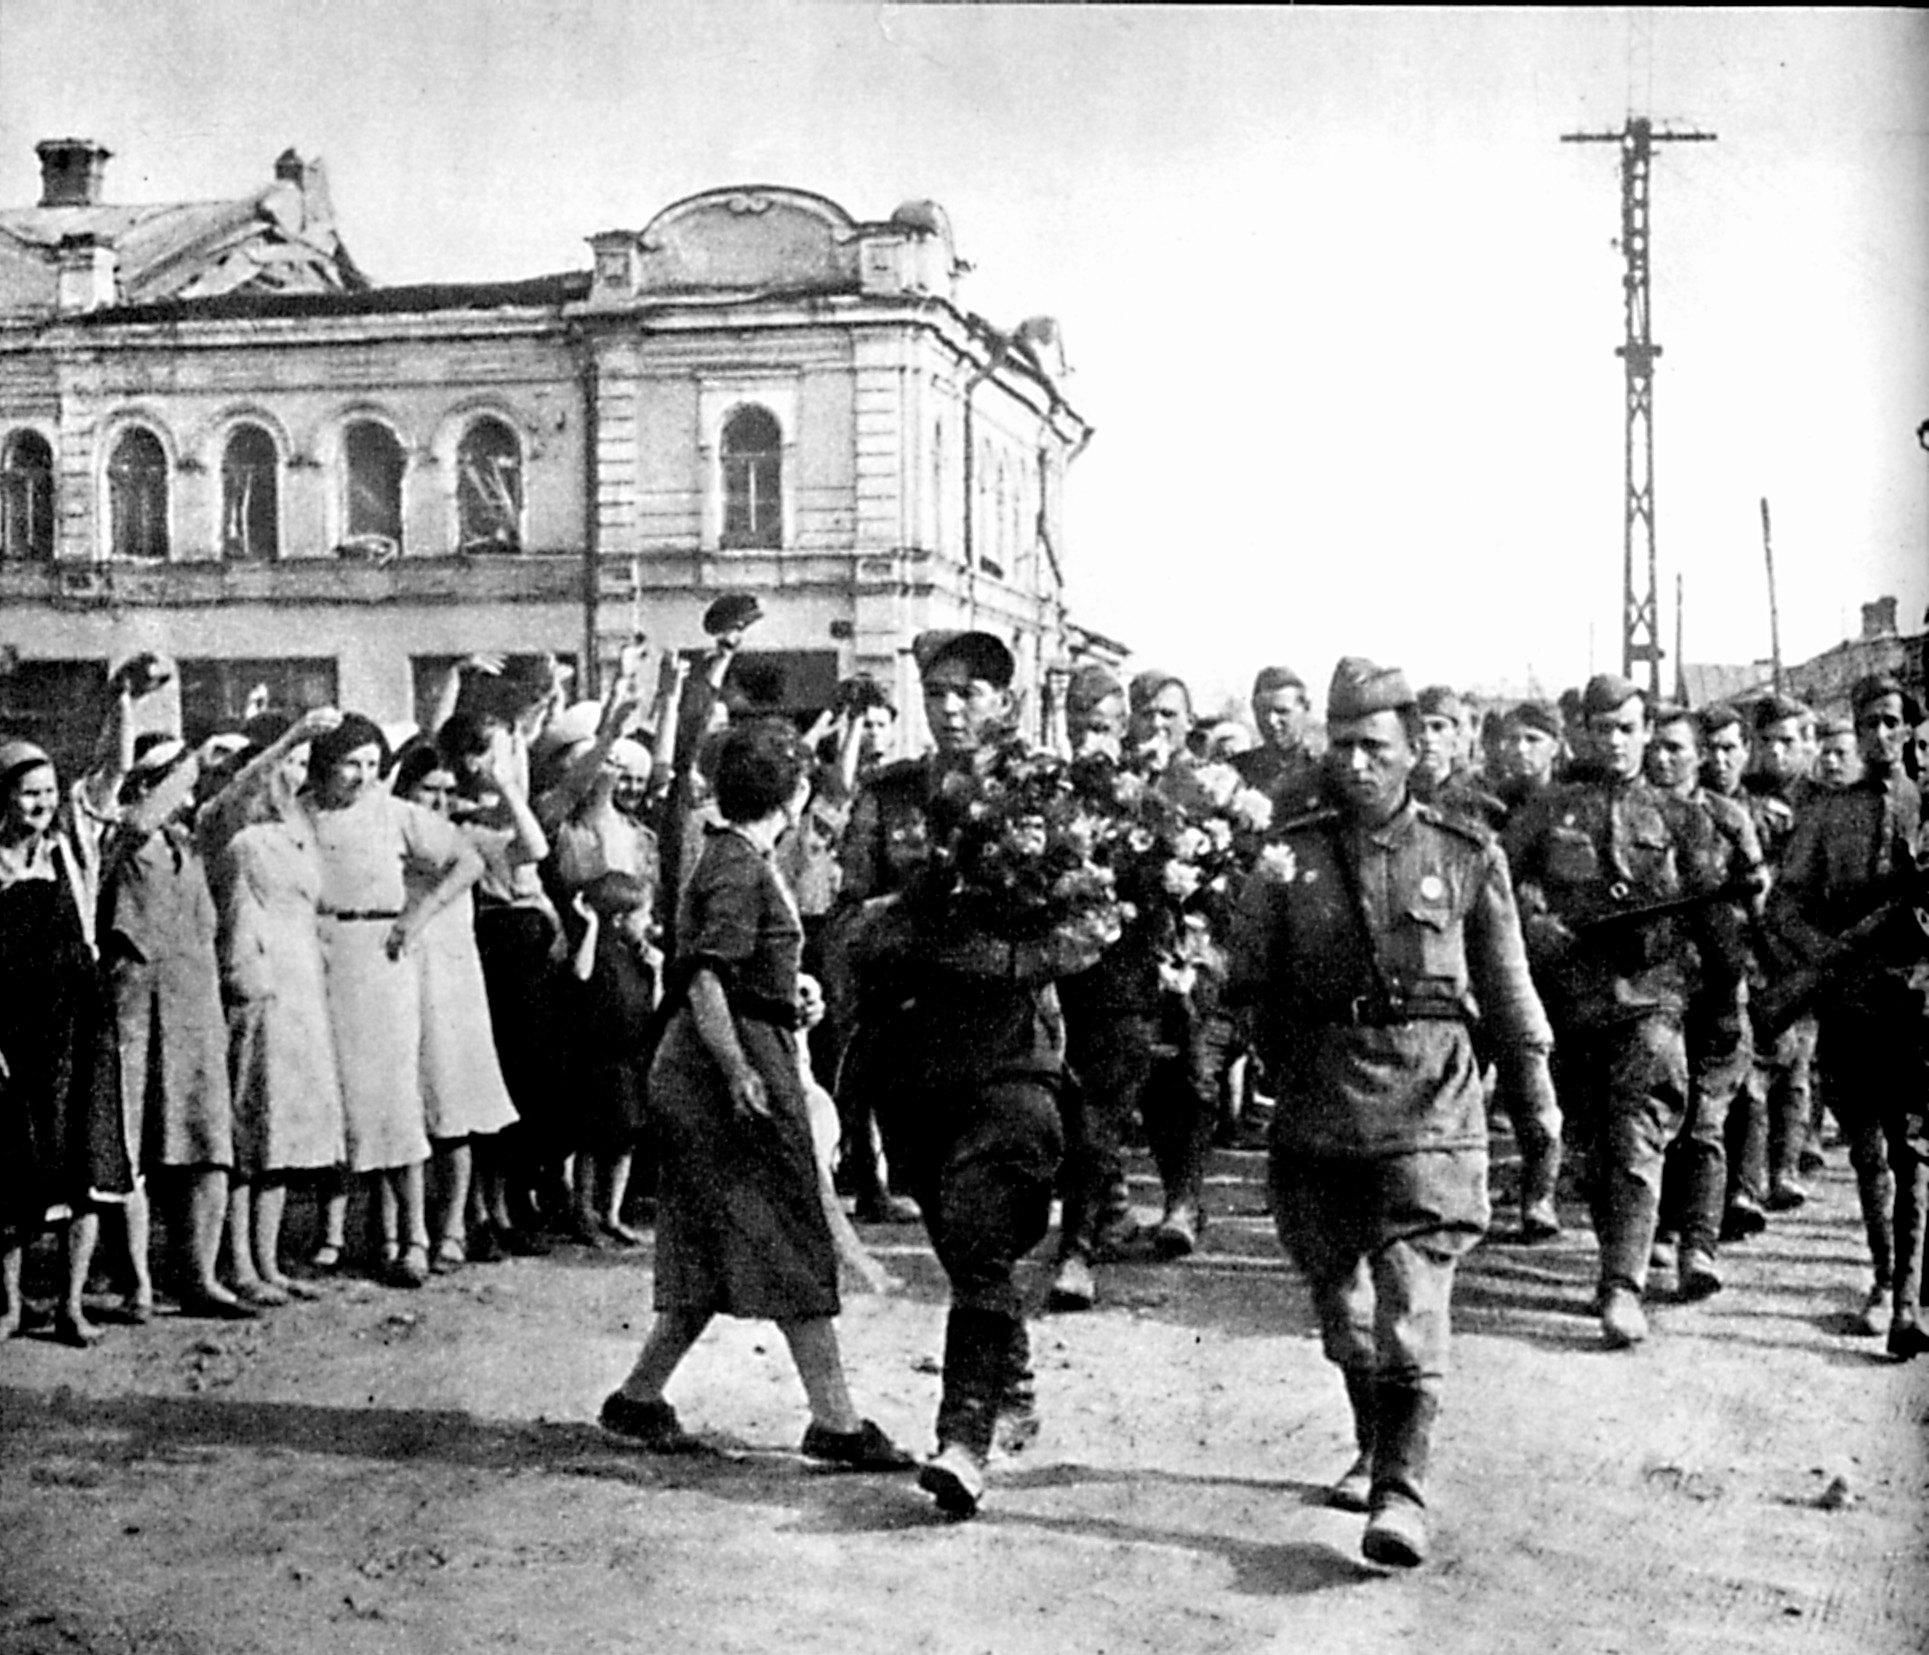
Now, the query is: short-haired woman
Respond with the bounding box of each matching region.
[598,719,910,1468]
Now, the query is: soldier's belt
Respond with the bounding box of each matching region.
[1314,993,1471,1029]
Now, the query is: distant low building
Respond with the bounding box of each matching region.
[0,140,1104,772]
[1779,595,1925,719]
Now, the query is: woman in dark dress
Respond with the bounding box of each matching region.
[597,719,910,1469]
[0,739,132,1344]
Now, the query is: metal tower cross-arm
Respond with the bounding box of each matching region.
[1563,117,1716,699]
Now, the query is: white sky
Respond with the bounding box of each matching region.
[1,2,1923,712]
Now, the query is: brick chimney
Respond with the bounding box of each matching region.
[35,139,112,208]
[1860,595,1898,641]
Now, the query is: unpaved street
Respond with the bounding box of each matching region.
[3,1142,1925,1655]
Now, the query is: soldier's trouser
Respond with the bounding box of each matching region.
[1818,989,1929,1302]
[1269,1149,1488,1384]
[1669,998,1751,1255]
[1271,1149,1485,1511]
[1144,993,1230,1217]
[894,1077,1063,1323]
[1766,1010,1820,1180]
[1556,1013,1689,1295]
[1057,1011,1158,1260]
[889,1078,1062,1458]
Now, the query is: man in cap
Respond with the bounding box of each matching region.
[832,631,1024,1225]
[1233,665,1322,815]
[1765,673,1927,1355]
[1063,664,1128,760]
[1497,701,1566,821]
[1412,685,1507,832]
[1228,657,1555,1568]
[1503,674,1726,1348]
[841,631,1104,1514]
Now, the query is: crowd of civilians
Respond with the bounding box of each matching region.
[1,610,1923,1386]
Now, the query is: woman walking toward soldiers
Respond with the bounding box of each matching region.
[596,718,912,1470]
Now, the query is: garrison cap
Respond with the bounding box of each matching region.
[702,592,766,638]
[1127,668,1189,715]
[1066,663,1125,713]
[1415,684,1463,721]
[1581,673,1644,718]
[1250,664,1306,700]
[1817,712,1855,740]
[913,629,1015,689]
[1751,693,1812,733]
[1506,699,1563,741]
[1326,657,1416,722]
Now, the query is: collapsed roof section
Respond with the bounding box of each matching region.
[0,144,368,316]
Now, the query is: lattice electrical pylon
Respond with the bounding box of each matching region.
[1563,116,1715,699]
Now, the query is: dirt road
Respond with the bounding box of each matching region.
[3,1143,1925,1655]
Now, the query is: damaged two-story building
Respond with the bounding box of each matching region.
[0,138,1107,770]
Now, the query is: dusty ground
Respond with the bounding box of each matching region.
[2,1138,1925,1655]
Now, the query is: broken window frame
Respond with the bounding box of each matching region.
[220,423,280,561]
[1,429,55,562]
[455,416,523,554]
[107,426,170,561]
[341,419,406,555]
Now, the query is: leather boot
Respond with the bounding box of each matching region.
[1890,1160,1928,1340]
[1362,1383,1438,1568]
[994,1318,1041,1455]
[1327,1366,1375,1513]
[1852,1157,1896,1301]
[1596,1165,1662,1298]
[1518,1136,1562,1243]
[921,1307,1012,1517]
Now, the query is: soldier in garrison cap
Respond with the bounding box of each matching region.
[1765,673,1928,1356]
[1412,684,1507,832]
[1815,714,1864,790]
[1503,674,1728,1350]
[1227,656,1556,1569]
[1497,701,1567,823]
[1233,665,1322,817]
[1064,664,1127,760]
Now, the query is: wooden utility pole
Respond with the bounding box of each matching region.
[1563,117,1717,701]
[1760,496,1783,692]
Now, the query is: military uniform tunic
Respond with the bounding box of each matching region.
[1503,774,1723,1295]
[1228,798,1552,1383]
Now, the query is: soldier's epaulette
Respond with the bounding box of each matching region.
[1274,806,1342,835]
[1413,801,1495,846]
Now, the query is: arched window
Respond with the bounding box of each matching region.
[456,417,522,553]
[1,430,54,562]
[342,419,406,554]
[107,427,169,560]
[721,405,782,549]
[220,423,279,560]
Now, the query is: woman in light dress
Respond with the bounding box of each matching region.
[391,741,525,1269]
[299,715,483,1287]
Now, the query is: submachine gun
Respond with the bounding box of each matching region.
[1750,857,1929,1043]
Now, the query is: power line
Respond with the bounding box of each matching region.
[1562,116,1716,699]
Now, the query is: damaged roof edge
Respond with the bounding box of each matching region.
[69,271,595,323]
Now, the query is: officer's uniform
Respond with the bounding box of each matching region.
[1765,675,1927,1351]
[1502,678,1723,1338]
[1227,658,1555,1566]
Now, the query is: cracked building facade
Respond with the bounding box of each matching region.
[0,140,1107,769]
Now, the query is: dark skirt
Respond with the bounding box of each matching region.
[646,1009,839,1321]
[0,879,131,1239]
